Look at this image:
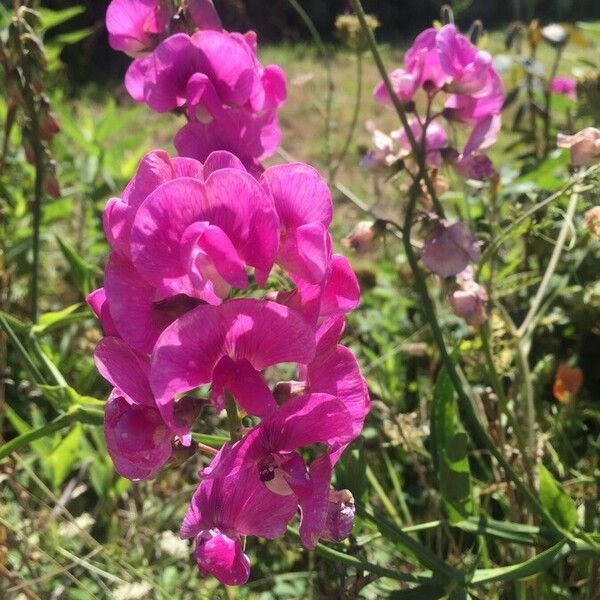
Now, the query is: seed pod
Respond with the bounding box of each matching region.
[440,4,454,25]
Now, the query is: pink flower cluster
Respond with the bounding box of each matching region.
[90,1,370,586]
[367,24,504,180]
[108,0,285,170]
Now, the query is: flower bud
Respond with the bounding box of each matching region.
[39,100,60,141]
[421,221,480,278]
[449,267,488,326]
[542,23,569,48]
[320,489,355,543]
[43,159,60,198]
[342,221,379,254]
[557,128,600,166]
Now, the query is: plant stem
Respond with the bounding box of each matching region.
[402,180,567,539]
[543,46,563,157]
[332,50,363,179]
[225,392,241,442]
[349,0,445,218]
[516,189,579,339]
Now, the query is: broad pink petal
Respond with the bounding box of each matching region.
[86,288,118,336]
[94,336,153,406]
[298,453,333,549]
[187,0,222,31]
[195,530,250,586]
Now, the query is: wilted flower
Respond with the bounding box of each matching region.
[342,221,378,253]
[550,76,577,101]
[449,267,488,326]
[584,206,600,239]
[321,489,355,542]
[552,362,583,405]
[557,127,600,166]
[421,221,480,278]
[335,13,379,51]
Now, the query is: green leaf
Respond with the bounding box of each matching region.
[55,236,98,296]
[431,367,472,523]
[389,585,446,599]
[454,516,540,545]
[33,303,85,335]
[39,384,104,408]
[38,6,85,30]
[539,465,578,532]
[49,422,83,488]
[470,541,570,584]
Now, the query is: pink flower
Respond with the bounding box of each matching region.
[449,267,488,326]
[436,25,494,96]
[94,337,199,480]
[106,0,170,56]
[175,108,281,170]
[129,163,280,305]
[203,393,354,549]
[421,220,480,278]
[404,28,448,92]
[103,149,204,259]
[151,299,317,432]
[550,76,577,101]
[187,0,223,32]
[394,118,448,168]
[557,128,600,166]
[342,221,378,253]
[180,468,297,586]
[261,163,333,283]
[373,67,420,105]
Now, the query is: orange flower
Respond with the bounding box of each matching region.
[552,362,583,405]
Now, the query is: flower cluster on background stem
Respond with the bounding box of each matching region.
[89,0,370,586]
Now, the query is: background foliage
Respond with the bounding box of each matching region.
[1,1,600,598]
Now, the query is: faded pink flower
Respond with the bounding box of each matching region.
[557,128,600,166]
[393,118,448,168]
[422,221,480,278]
[449,267,488,326]
[342,221,377,253]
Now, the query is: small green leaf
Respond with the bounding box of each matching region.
[49,422,83,489]
[539,464,578,532]
[38,6,85,30]
[431,367,473,522]
[470,541,570,584]
[55,236,98,296]
[33,303,84,335]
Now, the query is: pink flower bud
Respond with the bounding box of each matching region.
[557,128,600,166]
[342,221,377,254]
[320,489,355,543]
[449,267,488,326]
[421,221,480,278]
[39,110,60,141]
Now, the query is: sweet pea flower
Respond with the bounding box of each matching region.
[422,221,480,278]
[129,162,280,305]
[394,118,448,168]
[361,124,399,171]
[274,254,361,324]
[151,298,317,432]
[373,67,420,105]
[94,337,200,480]
[584,206,600,239]
[557,128,600,166]
[436,25,494,96]
[181,468,297,586]
[550,76,577,101]
[404,28,448,92]
[106,0,170,56]
[342,221,378,253]
[449,267,488,326]
[102,252,200,354]
[261,163,333,283]
[203,393,354,549]
[175,107,282,170]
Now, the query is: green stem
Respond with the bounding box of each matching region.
[286,526,432,584]
[191,432,229,448]
[401,182,566,541]
[366,464,403,527]
[0,405,103,460]
[357,505,462,582]
[331,50,363,179]
[476,166,597,275]
[517,190,580,339]
[225,392,241,442]
[543,47,563,157]
[349,0,444,218]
